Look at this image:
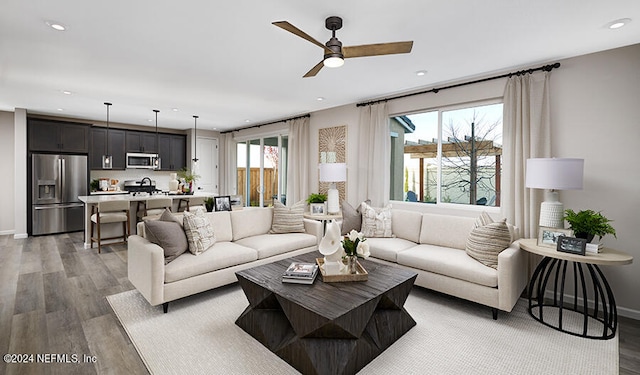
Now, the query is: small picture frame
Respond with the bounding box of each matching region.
[310,203,325,215]
[214,195,232,211]
[537,227,574,248]
[556,236,587,255]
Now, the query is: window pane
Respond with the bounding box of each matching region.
[441,103,502,206]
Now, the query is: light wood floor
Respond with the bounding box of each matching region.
[0,232,639,375]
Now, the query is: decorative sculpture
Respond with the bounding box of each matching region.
[318,220,345,275]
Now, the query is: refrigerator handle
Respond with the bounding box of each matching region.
[60,158,65,198]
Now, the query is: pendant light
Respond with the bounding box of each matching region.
[101,102,113,169]
[192,115,199,163]
[153,109,161,169]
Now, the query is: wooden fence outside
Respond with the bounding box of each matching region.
[237,167,278,206]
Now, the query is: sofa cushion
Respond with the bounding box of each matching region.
[360,202,393,238]
[391,209,423,243]
[144,210,188,264]
[419,213,476,250]
[231,208,273,241]
[465,216,512,269]
[397,245,498,287]
[183,210,216,255]
[365,237,418,263]
[235,233,317,259]
[164,242,258,283]
[270,200,305,234]
[207,211,233,242]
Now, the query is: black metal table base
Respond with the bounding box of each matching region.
[528,257,617,340]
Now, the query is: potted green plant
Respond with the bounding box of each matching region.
[205,197,214,212]
[306,193,327,204]
[563,209,616,242]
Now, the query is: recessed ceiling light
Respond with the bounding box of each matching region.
[148,119,153,122]
[317,97,325,101]
[172,108,178,112]
[608,18,632,29]
[416,70,428,76]
[245,119,251,123]
[45,21,66,31]
[62,90,72,95]
[57,108,64,111]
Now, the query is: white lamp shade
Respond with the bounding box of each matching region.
[525,158,584,190]
[319,163,347,182]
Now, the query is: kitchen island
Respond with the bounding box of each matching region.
[78,193,214,249]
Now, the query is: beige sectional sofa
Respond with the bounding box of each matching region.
[363,208,528,319]
[128,207,322,312]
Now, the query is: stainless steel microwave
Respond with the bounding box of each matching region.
[126,153,157,169]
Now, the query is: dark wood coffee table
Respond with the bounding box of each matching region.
[235,252,417,375]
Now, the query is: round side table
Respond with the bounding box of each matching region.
[519,238,632,340]
[303,212,342,235]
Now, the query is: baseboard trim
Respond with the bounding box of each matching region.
[543,290,640,320]
[13,232,28,239]
[0,229,15,236]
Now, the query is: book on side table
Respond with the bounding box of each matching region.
[282,262,319,284]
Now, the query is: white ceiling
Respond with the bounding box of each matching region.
[1,1,638,132]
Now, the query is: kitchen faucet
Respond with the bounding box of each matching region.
[140,177,152,186]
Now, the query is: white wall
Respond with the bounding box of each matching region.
[307,43,640,317]
[550,44,640,317]
[0,111,15,234]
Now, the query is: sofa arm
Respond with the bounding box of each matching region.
[496,241,529,312]
[128,235,165,306]
[303,218,323,245]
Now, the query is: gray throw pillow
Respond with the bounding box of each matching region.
[465,213,512,269]
[341,201,362,235]
[144,209,188,264]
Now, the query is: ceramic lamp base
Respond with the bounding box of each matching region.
[539,190,564,228]
[327,184,340,214]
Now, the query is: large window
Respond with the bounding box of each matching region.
[390,102,503,207]
[237,135,288,207]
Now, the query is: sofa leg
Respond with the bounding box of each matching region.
[492,308,498,320]
[163,302,169,314]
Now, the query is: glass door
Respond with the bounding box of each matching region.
[237,135,287,207]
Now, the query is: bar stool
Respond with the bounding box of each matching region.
[90,200,130,253]
[187,197,206,212]
[140,197,173,220]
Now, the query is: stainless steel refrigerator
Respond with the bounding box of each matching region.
[31,154,88,235]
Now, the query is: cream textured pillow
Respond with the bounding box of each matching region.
[183,210,216,255]
[360,202,393,238]
[270,200,306,234]
[465,213,511,269]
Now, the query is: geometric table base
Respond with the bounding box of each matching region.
[235,257,417,375]
[528,257,617,340]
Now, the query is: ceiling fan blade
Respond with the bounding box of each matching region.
[303,61,324,78]
[273,21,333,55]
[343,41,413,58]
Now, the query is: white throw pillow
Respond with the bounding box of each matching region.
[360,202,393,238]
[183,210,216,255]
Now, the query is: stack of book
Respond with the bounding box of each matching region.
[282,262,319,284]
[585,242,604,254]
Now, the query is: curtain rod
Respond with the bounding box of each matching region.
[221,113,310,134]
[356,62,561,107]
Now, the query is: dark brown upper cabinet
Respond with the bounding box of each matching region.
[126,131,158,153]
[28,118,89,153]
[90,127,126,169]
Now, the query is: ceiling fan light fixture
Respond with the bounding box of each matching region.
[323,56,344,68]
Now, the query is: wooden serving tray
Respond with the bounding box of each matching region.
[316,258,368,282]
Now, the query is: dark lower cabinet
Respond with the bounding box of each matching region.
[90,127,126,169]
[28,118,89,153]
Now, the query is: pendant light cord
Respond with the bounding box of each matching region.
[193,115,199,162]
[104,102,112,155]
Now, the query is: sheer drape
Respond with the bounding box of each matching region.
[356,102,390,207]
[286,116,310,205]
[219,133,237,196]
[501,72,552,240]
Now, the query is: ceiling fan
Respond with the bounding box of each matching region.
[273,16,413,78]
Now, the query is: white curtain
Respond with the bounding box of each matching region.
[501,72,552,239]
[219,133,237,196]
[356,102,390,207]
[286,116,310,205]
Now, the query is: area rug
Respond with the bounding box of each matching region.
[107,285,618,375]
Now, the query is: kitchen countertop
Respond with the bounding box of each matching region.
[79,192,214,204]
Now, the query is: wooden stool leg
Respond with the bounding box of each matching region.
[97,215,102,253]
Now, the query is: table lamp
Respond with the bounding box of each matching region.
[525,158,584,228]
[319,163,347,214]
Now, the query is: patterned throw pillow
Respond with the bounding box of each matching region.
[270,200,306,234]
[360,201,393,238]
[465,212,512,269]
[183,210,216,255]
[144,209,188,264]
